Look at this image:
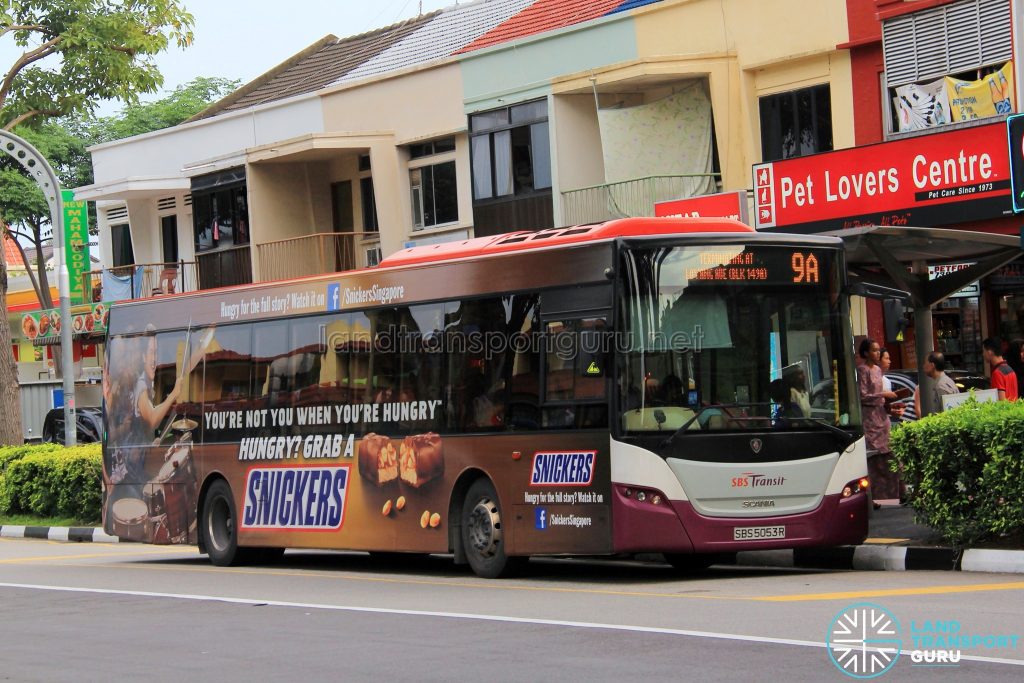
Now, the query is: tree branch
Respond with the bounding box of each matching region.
[3,107,63,130]
[0,24,53,40]
[0,35,62,111]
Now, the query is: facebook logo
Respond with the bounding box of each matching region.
[535,507,548,531]
[327,284,341,311]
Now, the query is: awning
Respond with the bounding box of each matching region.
[824,226,1022,307]
[74,175,190,202]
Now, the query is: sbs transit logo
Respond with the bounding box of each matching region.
[827,603,901,678]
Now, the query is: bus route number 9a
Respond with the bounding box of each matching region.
[791,252,819,284]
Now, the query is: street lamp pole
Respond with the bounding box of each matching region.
[1,130,76,446]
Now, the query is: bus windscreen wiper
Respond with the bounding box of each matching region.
[660,403,773,447]
[775,415,858,451]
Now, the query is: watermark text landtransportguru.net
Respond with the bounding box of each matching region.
[320,326,708,360]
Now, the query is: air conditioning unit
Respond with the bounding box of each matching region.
[365,246,382,267]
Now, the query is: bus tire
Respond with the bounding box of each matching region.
[663,553,717,574]
[460,478,522,579]
[201,480,250,566]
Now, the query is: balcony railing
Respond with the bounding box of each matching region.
[82,261,200,303]
[560,174,720,225]
[256,232,378,282]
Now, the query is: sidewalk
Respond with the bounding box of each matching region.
[735,504,1024,574]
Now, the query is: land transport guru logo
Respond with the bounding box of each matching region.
[827,603,901,678]
[826,602,1021,678]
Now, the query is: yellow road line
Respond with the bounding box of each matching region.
[755,581,1024,602]
[862,538,909,544]
[90,560,752,601]
[0,547,195,564]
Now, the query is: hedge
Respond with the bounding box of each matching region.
[0,443,102,522]
[890,398,1024,546]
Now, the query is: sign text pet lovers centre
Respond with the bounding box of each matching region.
[753,122,1013,232]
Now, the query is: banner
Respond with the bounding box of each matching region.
[946,61,1015,122]
[752,122,1013,231]
[62,189,90,305]
[894,77,950,132]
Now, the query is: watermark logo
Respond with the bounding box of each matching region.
[827,603,902,678]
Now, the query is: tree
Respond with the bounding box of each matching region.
[1,78,238,312]
[0,0,195,446]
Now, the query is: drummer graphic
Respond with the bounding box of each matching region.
[104,323,200,542]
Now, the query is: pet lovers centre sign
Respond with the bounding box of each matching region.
[753,122,1013,232]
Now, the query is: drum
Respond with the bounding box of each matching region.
[111,497,148,540]
[150,445,196,543]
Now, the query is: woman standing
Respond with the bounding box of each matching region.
[858,339,900,506]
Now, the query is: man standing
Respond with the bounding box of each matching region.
[914,351,960,416]
[982,337,1019,401]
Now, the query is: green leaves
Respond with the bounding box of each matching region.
[891,398,1024,546]
[0,442,102,521]
[1,0,196,128]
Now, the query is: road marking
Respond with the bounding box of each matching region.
[89,560,749,601]
[0,547,194,564]
[755,581,1024,602]
[863,538,909,544]
[0,582,1021,667]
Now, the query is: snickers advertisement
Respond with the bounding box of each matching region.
[753,122,1014,232]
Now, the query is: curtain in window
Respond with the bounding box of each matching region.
[596,81,714,197]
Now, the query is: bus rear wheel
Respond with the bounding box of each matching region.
[201,480,250,566]
[461,479,522,579]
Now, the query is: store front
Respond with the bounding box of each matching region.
[751,120,1020,373]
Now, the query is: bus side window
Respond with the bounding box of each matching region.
[200,324,253,443]
[506,295,540,430]
[542,316,609,429]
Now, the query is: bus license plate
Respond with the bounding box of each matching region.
[733,525,786,541]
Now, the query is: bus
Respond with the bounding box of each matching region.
[101,217,867,578]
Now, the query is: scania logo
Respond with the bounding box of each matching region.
[750,438,763,454]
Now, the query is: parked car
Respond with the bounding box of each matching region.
[808,370,988,425]
[42,407,103,445]
[885,370,989,423]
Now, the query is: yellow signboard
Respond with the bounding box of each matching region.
[946,61,1015,122]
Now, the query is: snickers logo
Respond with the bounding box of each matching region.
[530,451,596,486]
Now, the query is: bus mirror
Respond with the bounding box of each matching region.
[883,298,909,343]
[847,281,911,302]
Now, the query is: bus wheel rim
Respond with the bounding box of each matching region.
[208,496,232,553]
[468,497,501,558]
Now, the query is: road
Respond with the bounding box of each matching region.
[0,538,1022,682]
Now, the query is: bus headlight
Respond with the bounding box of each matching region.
[842,477,870,498]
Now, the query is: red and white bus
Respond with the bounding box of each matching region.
[102,217,867,577]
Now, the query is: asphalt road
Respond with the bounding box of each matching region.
[1,539,1022,682]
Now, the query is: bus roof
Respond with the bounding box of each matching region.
[379,217,754,268]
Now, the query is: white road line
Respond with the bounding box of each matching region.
[0,581,1021,667]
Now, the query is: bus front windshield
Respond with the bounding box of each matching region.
[619,244,859,433]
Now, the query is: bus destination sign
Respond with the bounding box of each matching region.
[687,248,826,286]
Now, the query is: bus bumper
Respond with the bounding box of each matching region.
[611,488,869,554]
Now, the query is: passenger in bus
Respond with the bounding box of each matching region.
[784,366,812,418]
[857,338,900,506]
[769,379,803,421]
[658,374,685,406]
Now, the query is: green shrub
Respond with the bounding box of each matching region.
[0,442,62,472]
[891,398,1024,546]
[0,443,102,522]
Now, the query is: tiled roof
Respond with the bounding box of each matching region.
[191,0,668,121]
[607,0,664,14]
[456,0,623,54]
[336,0,535,86]
[4,233,26,268]
[191,13,441,120]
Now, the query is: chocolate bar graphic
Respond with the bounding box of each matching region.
[399,433,444,488]
[358,433,398,486]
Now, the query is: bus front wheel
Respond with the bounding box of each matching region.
[201,480,249,566]
[460,479,522,579]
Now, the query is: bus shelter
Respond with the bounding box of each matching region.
[823,226,1022,416]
